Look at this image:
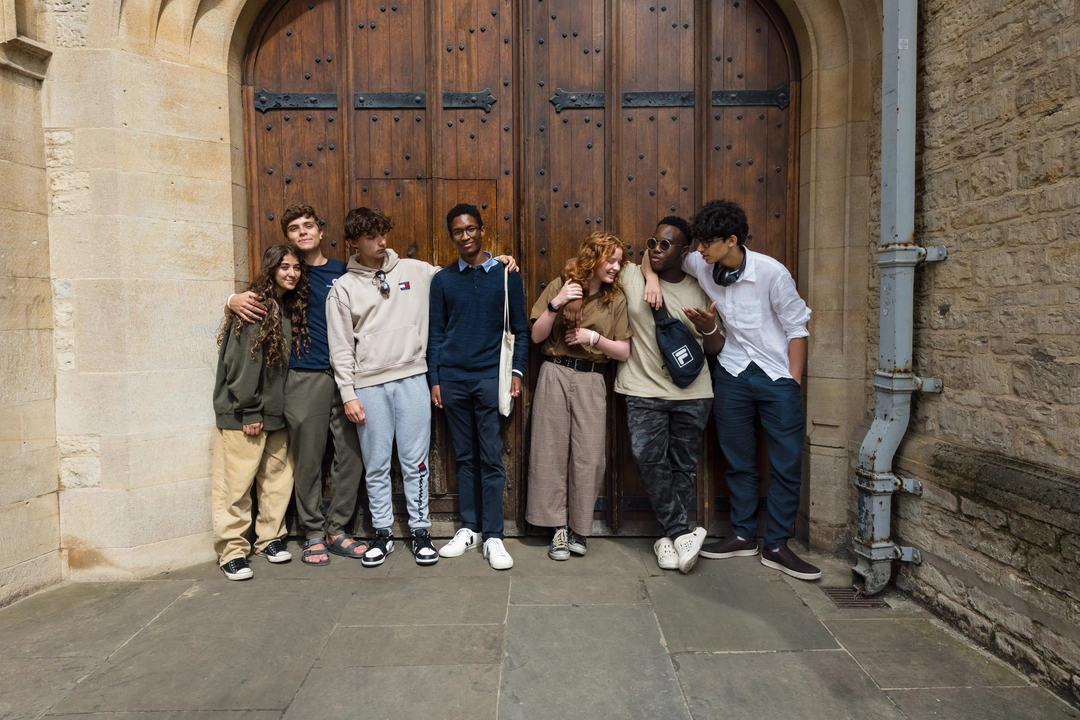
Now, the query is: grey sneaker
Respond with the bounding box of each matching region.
[567,530,587,556]
[760,544,822,580]
[548,527,570,561]
[700,534,759,559]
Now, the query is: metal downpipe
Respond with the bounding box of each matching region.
[852,0,946,594]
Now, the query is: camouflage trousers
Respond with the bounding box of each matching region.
[624,396,713,539]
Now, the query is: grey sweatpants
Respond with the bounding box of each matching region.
[354,373,432,531]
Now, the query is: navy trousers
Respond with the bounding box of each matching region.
[713,362,805,548]
[441,377,507,540]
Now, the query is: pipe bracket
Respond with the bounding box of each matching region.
[919,245,948,263]
[899,476,923,495]
[915,376,943,393]
[897,546,922,564]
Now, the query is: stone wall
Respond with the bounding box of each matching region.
[881,0,1080,705]
[0,57,62,603]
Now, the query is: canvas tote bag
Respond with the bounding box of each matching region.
[498,268,515,416]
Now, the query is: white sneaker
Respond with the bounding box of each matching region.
[653,537,679,570]
[439,528,480,558]
[673,527,707,574]
[483,538,514,570]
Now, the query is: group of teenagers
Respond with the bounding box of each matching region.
[211,197,821,583]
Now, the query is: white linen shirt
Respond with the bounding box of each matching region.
[683,249,810,381]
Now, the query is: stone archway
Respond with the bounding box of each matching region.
[33,0,881,583]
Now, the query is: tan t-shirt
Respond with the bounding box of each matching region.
[530,277,633,363]
[614,263,720,400]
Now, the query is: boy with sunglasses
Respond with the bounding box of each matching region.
[325,207,442,567]
[615,217,724,573]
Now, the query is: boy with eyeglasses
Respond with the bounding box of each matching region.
[326,206,517,567]
[428,204,529,570]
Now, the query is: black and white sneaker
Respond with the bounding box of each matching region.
[362,528,395,567]
[567,530,588,556]
[548,527,570,561]
[220,557,253,581]
[410,529,439,566]
[257,540,292,563]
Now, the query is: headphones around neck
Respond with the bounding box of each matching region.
[712,250,747,287]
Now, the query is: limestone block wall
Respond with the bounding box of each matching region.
[0,61,62,603]
[39,3,244,577]
[880,0,1080,705]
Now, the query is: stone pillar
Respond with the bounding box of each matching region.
[0,3,60,605]
[41,22,240,578]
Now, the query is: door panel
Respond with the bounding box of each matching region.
[244,0,800,537]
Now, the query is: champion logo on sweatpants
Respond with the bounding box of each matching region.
[398,281,411,290]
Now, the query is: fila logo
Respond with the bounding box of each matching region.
[672,345,693,367]
[399,281,412,290]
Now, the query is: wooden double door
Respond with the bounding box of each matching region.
[243,0,800,536]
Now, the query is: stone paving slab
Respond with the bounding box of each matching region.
[47,713,282,719]
[0,581,193,659]
[339,576,510,626]
[887,687,1080,720]
[319,624,504,667]
[646,572,839,652]
[286,664,500,720]
[824,617,1026,689]
[0,657,99,720]
[509,575,649,605]
[50,579,356,713]
[499,604,691,720]
[673,650,909,720]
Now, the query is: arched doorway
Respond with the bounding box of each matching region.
[242,0,800,536]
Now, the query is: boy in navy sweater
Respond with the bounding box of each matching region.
[428,203,529,570]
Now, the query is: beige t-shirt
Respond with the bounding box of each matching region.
[530,277,632,363]
[614,263,719,400]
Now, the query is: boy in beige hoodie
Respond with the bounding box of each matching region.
[326,207,441,567]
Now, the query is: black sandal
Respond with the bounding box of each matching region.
[301,538,331,566]
[327,534,368,559]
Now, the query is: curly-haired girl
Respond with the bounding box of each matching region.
[526,231,633,561]
[212,244,309,580]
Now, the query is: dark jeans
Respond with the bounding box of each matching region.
[625,396,713,539]
[441,377,507,540]
[713,362,805,548]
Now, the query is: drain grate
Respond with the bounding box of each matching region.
[821,586,889,609]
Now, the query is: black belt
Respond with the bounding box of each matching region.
[546,354,606,374]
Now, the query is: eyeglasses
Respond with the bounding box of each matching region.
[450,225,481,240]
[646,237,689,253]
[697,237,723,249]
[373,270,390,298]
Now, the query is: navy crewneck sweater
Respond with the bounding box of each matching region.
[427,263,529,385]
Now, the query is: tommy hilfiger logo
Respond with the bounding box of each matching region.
[399,281,411,290]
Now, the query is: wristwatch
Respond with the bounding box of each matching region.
[547,301,560,313]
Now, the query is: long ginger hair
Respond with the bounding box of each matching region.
[218,245,310,368]
[564,230,624,304]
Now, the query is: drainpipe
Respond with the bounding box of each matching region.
[852,0,947,595]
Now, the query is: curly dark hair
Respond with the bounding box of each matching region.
[564,231,625,305]
[445,203,483,232]
[690,200,749,247]
[656,215,692,245]
[343,206,393,240]
[219,245,310,368]
[280,204,321,237]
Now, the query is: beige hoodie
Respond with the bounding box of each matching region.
[326,248,440,401]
